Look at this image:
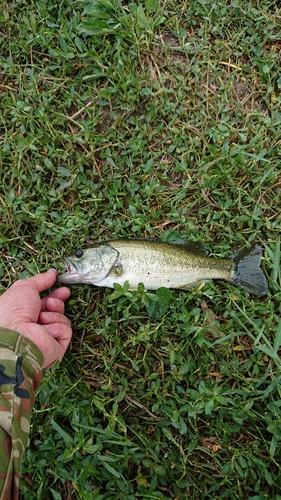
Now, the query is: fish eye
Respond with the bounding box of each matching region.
[75,250,84,258]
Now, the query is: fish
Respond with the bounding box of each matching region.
[57,239,268,296]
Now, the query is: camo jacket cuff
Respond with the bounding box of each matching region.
[0,328,44,500]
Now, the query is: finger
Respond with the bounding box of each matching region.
[44,323,73,356]
[39,310,72,327]
[51,287,71,301]
[41,287,71,311]
[13,269,58,293]
[43,297,66,314]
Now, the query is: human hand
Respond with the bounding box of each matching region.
[0,269,72,369]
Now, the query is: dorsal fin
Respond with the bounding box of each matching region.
[170,239,207,256]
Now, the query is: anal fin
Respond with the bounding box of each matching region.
[176,279,209,290]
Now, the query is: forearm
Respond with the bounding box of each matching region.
[0,328,44,500]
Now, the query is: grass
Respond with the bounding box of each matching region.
[1,0,281,498]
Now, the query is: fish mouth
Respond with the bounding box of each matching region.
[64,258,78,275]
[57,258,80,284]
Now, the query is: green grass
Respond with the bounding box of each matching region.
[1,0,281,498]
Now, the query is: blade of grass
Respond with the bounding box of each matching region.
[273,319,281,354]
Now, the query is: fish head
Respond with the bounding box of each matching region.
[58,244,119,285]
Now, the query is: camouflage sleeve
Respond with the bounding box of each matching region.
[0,328,44,500]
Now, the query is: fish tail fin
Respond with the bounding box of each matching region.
[229,244,268,296]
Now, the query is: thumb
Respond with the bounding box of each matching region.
[15,269,58,293]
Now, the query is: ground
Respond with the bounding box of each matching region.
[0,1,281,499]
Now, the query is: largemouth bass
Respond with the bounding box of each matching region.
[58,239,268,296]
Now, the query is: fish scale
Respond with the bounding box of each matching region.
[103,240,233,290]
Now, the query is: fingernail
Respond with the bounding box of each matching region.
[47,268,57,273]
